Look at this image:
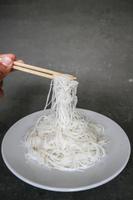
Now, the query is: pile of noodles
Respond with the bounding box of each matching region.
[25,75,106,171]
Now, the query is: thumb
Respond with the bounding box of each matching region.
[0,56,13,68]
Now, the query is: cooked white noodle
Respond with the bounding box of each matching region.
[25,75,106,171]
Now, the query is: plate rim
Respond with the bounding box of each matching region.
[1,109,131,192]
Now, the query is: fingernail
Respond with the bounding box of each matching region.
[1,56,12,67]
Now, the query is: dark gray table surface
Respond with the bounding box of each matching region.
[0,0,133,199]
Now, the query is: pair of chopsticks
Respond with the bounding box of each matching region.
[0,58,76,80]
[13,61,64,79]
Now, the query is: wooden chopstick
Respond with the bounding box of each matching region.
[13,65,53,79]
[13,61,62,76]
[13,62,76,80]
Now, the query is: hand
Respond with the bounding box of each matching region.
[0,53,16,96]
[0,54,16,80]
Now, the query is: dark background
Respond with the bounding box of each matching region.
[0,0,133,199]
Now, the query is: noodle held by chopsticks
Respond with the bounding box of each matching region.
[25,75,106,171]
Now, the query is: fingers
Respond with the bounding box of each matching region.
[0,57,13,76]
[0,53,16,80]
[0,53,16,67]
[0,53,16,61]
[0,56,13,67]
[0,63,10,79]
[0,53,17,95]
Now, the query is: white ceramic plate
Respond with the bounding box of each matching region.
[1,109,131,192]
